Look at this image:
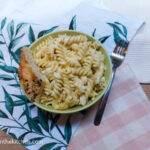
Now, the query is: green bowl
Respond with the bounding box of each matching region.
[29,30,112,114]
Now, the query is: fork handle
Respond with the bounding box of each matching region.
[94,68,116,126]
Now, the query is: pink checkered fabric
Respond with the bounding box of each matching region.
[67,63,150,150]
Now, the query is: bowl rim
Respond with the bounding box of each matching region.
[29,30,112,114]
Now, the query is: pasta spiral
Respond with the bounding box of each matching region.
[32,34,106,110]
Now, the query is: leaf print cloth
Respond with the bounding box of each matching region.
[0,3,144,150]
[0,18,83,150]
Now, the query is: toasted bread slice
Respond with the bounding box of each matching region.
[18,47,47,102]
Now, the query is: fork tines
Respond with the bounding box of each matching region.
[114,40,129,56]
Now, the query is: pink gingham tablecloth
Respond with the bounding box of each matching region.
[67,63,150,150]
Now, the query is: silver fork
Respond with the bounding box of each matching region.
[94,40,129,126]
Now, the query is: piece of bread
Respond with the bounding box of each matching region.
[18,47,47,102]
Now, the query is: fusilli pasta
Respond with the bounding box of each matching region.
[32,34,106,110]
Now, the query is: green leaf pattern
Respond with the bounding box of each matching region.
[39,143,57,150]
[0,49,4,60]
[69,15,76,30]
[9,33,25,49]
[2,86,14,115]
[0,41,5,44]
[1,17,7,29]
[7,20,14,40]
[15,23,28,36]
[0,65,18,73]
[0,74,14,81]
[28,25,35,44]
[64,117,72,143]
[0,16,128,150]
[38,26,58,38]
[92,28,96,37]
[0,109,8,118]
[98,35,111,43]
[38,109,49,132]
[107,22,128,44]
